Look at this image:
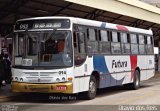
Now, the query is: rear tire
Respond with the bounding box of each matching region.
[124,70,140,90]
[131,70,140,90]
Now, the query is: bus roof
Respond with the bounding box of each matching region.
[16,16,153,35]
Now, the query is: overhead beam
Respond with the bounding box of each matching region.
[146,23,156,29]
[110,15,123,23]
[51,3,73,15]
[0,0,30,21]
[65,0,160,24]
[129,19,145,27]
[84,9,105,20]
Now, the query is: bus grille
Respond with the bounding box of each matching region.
[24,72,56,83]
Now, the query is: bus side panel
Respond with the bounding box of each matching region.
[110,74,117,86]
[73,78,80,93]
[116,72,126,85]
[137,55,154,81]
[105,75,111,87]
[137,56,147,81]
[73,62,87,93]
[73,57,93,93]
[125,72,133,84]
[146,55,155,79]
[99,74,107,88]
[105,56,130,86]
[73,76,90,93]
[146,69,154,80]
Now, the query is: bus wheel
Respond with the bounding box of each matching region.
[131,70,140,90]
[85,75,97,100]
[124,70,140,90]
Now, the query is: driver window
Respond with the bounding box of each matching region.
[74,32,86,66]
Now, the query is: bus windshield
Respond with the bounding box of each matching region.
[14,30,73,67]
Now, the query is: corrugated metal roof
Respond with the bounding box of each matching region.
[0,0,160,45]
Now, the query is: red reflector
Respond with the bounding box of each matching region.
[56,85,67,90]
[116,25,128,31]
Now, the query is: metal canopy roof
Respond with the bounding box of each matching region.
[0,0,160,46]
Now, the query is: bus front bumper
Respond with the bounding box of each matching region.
[11,81,73,94]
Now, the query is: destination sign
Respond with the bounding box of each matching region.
[14,19,70,31]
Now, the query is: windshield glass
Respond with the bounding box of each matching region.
[14,30,73,67]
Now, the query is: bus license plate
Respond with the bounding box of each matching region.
[56,85,67,90]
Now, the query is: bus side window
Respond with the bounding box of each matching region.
[87,28,98,54]
[99,30,111,54]
[146,36,153,54]
[138,34,146,54]
[74,32,86,66]
[121,32,130,54]
[130,34,139,54]
[111,31,121,54]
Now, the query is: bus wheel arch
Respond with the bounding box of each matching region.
[91,71,100,88]
[129,67,140,90]
[135,67,140,81]
[81,71,100,100]
[124,67,140,90]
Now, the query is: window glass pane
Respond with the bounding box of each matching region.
[122,43,130,54]
[87,41,98,54]
[77,26,87,32]
[73,33,78,53]
[77,33,85,53]
[112,32,118,42]
[130,34,137,43]
[99,42,110,54]
[111,43,121,54]
[121,33,127,43]
[147,36,151,44]
[74,54,86,66]
[89,29,96,41]
[146,45,153,54]
[74,32,86,66]
[18,37,25,56]
[131,44,138,54]
[100,30,108,42]
[139,35,144,44]
[139,45,146,54]
[27,36,38,55]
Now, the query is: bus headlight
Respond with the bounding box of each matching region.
[15,77,18,81]
[20,78,23,81]
[56,78,60,82]
[62,77,65,81]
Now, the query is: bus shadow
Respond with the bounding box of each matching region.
[96,84,153,98]
[10,93,81,104]
[9,84,153,104]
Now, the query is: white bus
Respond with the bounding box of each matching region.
[12,17,155,99]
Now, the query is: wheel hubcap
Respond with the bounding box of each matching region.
[135,75,139,87]
[89,81,96,94]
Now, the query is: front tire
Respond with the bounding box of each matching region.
[81,75,97,100]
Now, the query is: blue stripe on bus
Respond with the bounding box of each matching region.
[100,22,106,28]
[93,55,125,88]
[93,55,109,73]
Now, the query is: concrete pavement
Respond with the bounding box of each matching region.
[0,72,160,111]
[0,84,20,102]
